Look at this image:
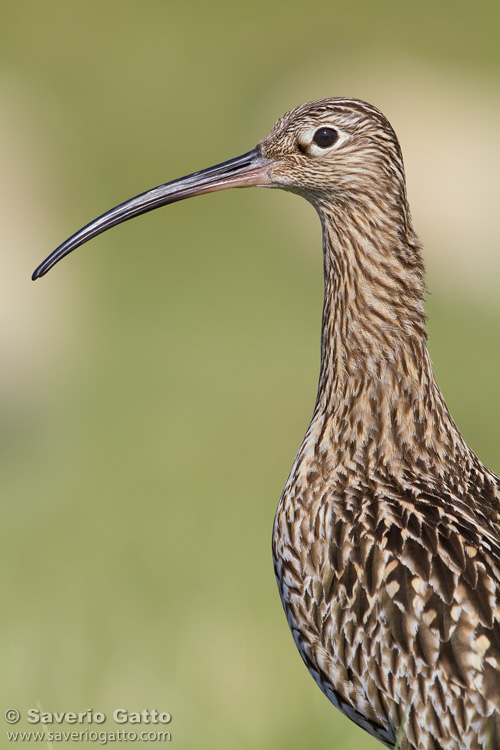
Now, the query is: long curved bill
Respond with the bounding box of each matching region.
[32,147,272,280]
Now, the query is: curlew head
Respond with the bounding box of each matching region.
[260,99,407,209]
[32,98,410,280]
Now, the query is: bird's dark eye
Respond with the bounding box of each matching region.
[313,127,338,148]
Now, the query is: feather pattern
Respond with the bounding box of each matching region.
[265,99,500,749]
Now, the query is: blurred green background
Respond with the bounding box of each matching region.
[1,0,499,748]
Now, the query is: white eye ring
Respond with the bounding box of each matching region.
[298,125,344,156]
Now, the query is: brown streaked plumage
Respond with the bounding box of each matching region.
[33,98,500,749]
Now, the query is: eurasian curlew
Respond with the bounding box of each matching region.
[33,99,500,749]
